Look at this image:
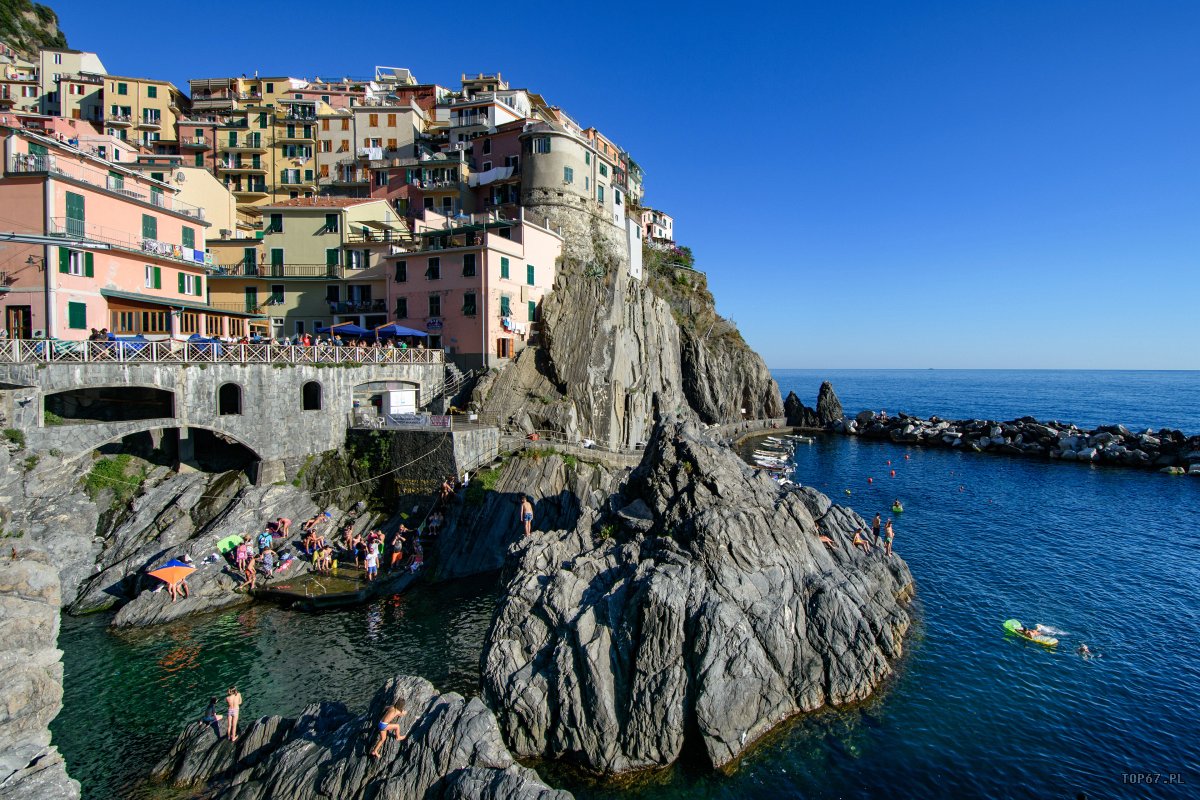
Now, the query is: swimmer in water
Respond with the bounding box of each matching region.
[1077,643,1097,658]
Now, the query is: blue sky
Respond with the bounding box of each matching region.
[51,0,1200,368]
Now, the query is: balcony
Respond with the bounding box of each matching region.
[218,160,266,173]
[179,136,209,149]
[230,182,269,198]
[8,156,204,219]
[217,118,250,129]
[331,170,368,186]
[208,301,267,316]
[106,113,133,127]
[219,137,266,152]
[281,108,318,121]
[212,262,345,279]
[48,217,210,267]
[276,130,315,144]
[328,299,387,314]
[138,115,163,131]
[278,176,316,189]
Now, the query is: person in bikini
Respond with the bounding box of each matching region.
[370,701,407,758]
[226,686,243,742]
[852,528,873,554]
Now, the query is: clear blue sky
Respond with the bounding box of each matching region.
[52,0,1200,369]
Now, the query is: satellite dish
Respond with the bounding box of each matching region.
[174,171,186,184]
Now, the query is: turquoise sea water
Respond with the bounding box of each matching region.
[51,370,1200,799]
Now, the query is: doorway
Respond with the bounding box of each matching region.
[6,306,32,339]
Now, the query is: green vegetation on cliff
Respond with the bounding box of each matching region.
[643,243,744,346]
[0,0,67,58]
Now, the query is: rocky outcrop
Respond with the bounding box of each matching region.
[0,550,79,799]
[841,410,1200,473]
[784,381,843,429]
[480,419,913,775]
[0,1,68,60]
[150,675,569,800]
[473,207,779,449]
[433,453,626,582]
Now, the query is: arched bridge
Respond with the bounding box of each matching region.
[0,341,445,483]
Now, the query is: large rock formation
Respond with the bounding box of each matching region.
[480,419,913,774]
[473,207,780,449]
[151,675,570,800]
[0,1,67,60]
[784,381,843,429]
[0,550,79,799]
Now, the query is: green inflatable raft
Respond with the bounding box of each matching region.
[216,534,244,554]
[1004,618,1058,647]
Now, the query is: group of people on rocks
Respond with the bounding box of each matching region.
[820,510,897,557]
[230,517,295,591]
[199,686,243,742]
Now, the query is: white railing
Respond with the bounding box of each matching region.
[0,340,445,366]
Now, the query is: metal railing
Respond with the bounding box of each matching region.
[0,339,445,365]
[8,155,206,219]
[48,218,210,267]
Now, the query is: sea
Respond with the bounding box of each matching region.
[51,370,1200,799]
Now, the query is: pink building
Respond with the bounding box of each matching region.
[385,208,562,370]
[0,126,259,339]
[469,120,523,214]
[641,207,674,245]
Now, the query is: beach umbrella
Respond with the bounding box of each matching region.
[148,559,195,586]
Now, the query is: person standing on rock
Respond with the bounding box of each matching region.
[370,701,407,758]
[871,513,882,544]
[884,519,896,557]
[226,687,243,743]
[243,554,258,591]
[520,495,534,536]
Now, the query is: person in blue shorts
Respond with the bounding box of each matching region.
[370,702,407,758]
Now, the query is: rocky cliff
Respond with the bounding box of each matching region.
[151,674,570,800]
[784,380,844,429]
[480,419,914,775]
[0,0,67,59]
[473,206,780,449]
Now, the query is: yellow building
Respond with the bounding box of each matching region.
[0,45,40,114]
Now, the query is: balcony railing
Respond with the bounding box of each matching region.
[107,113,133,125]
[0,339,444,365]
[179,136,208,148]
[230,182,269,194]
[8,155,205,219]
[210,262,344,279]
[328,299,387,314]
[48,218,210,266]
[207,301,267,315]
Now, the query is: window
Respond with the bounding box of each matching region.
[147,85,157,98]
[53,52,62,64]
[194,153,204,167]
[599,163,608,177]
[112,310,135,333]
[117,82,128,95]
[395,297,408,318]
[426,257,440,280]
[375,171,387,187]
[563,166,573,184]
[269,284,285,304]
[532,136,550,154]
[324,213,339,233]
[527,264,535,286]
[302,381,322,411]
[394,260,407,282]
[482,161,492,171]
[325,285,340,303]
[182,226,195,249]
[585,176,589,191]
[462,291,477,315]
[141,311,169,333]
[144,265,161,289]
[179,272,202,296]
[341,119,349,131]
[500,256,510,279]
[462,253,476,277]
[585,151,590,165]
[496,337,514,358]
[218,383,242,415]
[257,113,267,128]
[500,294,511,317]
[180,312,199,334]
[320,140,331,153]
[265,82,274,93]
[267,213,282,233]
[387,113,396,126]
[229,319,245,337]
[369,113,379,126]
[387,137,397,149]
[320,164,329,177]
[67,301,86,330]
[598,185,604,203]
[506,155,519,170]
[142,214,157,241]
[529,300,537,322]
[321,119,330,131]
[243,247,257,268]
[58,248,93,277]
[326,248,339,267]
[428,295,441,317]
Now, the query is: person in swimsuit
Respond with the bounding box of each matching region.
[370,701,408,758]
[243,554,257,590]
[884,520,895,557]
[871,513,881,544]
[852,529,873,554]
[520,496,534,537]
[200,697,223,737]
[226,687,243,742]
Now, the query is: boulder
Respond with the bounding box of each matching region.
[480,420,913,775]
[815,381,844,427]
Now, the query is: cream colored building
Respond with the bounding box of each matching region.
[0,44,40,114]
[37,47,105,118]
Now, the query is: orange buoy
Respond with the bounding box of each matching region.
[890,470,896,477]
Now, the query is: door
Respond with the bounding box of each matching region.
[244,286,258,313]
[6,306,32,339]
[65,192,85,237]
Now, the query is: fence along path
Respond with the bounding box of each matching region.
[0,339,445,365]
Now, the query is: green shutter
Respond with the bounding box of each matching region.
[84,252,94,278]
[182,226,194,249]
[529,301,536,321]
[500,257,509,279]
[527,264,535,285]
[65,191,85,236]
[153,266,162,289]
[194,153,204,167]
[28,142,47,156]
[500,295,511,317]
[326,249,339,266]
[142,214,157,240]
[58,248,70,273]
[178,272,185,293]
[67,302,86,330]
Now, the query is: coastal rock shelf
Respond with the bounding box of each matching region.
[841,410,1200,473]
[151,675,570,800]
[480,420,914,775]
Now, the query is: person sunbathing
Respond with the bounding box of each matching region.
[852,529,873,554]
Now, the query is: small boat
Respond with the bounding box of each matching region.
[1003,619,1058,647]
[789,435,815,444]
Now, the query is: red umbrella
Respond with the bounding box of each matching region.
[148,559,195,587]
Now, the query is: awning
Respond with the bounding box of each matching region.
[359,219,399,230]
[316,322,371,336]
[100,289,265,317]
[374,323,428,338]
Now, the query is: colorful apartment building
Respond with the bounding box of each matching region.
[641,208,674,245]
[0,127,260,340]
[0,44,41,114]
[207,197,407,339]
[320,100,428,195]
[37,47,105,117]
[384,208,562,369]
[520,118,621,226]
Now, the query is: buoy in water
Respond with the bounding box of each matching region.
[845,489,852,495]
[890,470,896,477]
[886,460,891,466]
[868,477,873,484]
[904,455,910,460]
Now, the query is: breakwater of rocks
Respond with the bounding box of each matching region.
[835,410,1200,474]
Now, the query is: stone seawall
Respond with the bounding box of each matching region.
[838,411,1200,474]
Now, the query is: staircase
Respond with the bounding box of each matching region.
[442,364,478,407]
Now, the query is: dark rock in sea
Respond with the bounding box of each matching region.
[784,382,844,429]
[480,419,914,775]
[815,380,844,426]
[151,675,570,800]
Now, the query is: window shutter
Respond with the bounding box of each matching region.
[500,257,509,279]
[182,226,194,249]
[527,264,535,285]
[529,301,536,321]
[178,272,185,293]
[362,249,370,268]
[326,249,339,266]
[58,248,69,273]
[84,252,94,277]
[394,261,407,282]
[153,266,162,289]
